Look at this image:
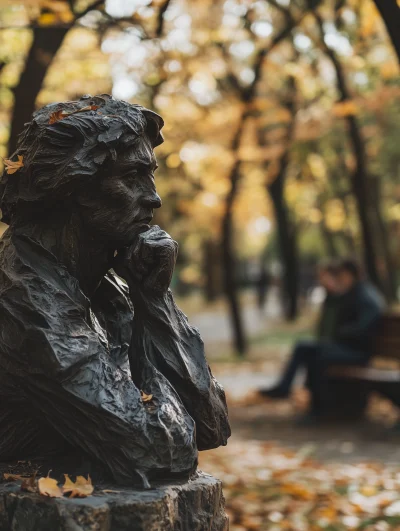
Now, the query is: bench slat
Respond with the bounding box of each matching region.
[328,366,400,382]
[324,314,400,384]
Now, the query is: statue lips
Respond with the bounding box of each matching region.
[133,216,153,235]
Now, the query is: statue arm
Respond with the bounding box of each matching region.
[115,226,231,450]
[129,286,230,450]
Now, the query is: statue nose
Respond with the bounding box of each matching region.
[141,193,162,209]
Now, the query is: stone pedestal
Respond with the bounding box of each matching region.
[0,471,228,531]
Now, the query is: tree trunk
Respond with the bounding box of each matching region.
[268,175,299,320]
[347,119,384,292]
[330,163,357,254]
[221,160,247,355]
[203,240,221,302]
[263,74,299,321]
[373,0,400,64]
[370,175,398,301]
[320,220,339,258]
[8,27,68,155]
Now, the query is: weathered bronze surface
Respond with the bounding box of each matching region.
[0,95,230,486]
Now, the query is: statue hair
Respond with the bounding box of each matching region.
[0,94,164,225]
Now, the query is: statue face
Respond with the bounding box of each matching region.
[77,136,162,248]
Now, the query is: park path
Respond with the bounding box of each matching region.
[186,288,281,343]
[216,364,400,465]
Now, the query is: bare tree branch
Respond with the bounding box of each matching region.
[373,0,400,64]
[67,0,75,14]
[156,0,171,38]
[265,0,294,21]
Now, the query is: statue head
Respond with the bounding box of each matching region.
[0,94,164,247]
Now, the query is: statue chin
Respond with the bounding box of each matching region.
[135,222,152,234]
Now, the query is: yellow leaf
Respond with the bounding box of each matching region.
[3,155,24,175]
[38,13,57,26]
[140,390,153,402]
[41,0,71,13]
[62,474,94,498]
[38,474,63,498]
[360,485,377,497]
[333,100,358,117]
[62,474,76,492]
[281,482,315,500]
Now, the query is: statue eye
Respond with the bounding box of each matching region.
[126,170,138,180]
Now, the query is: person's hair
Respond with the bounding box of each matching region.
[0,94,164,225]
[318,260,339,276]
[339,258,362,280]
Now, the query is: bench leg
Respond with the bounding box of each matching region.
[316,377,369,421]
[374,381,400,407]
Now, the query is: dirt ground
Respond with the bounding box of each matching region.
[192,297,400,530]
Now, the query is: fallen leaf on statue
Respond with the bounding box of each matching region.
[101,489,121,494]
[77,105,99,113]
[38,473,63,498]
[62,474,94,498]
[3,155,24,174]
[49,110,67,124]
[49,105,99,124]
[140,390,153,402]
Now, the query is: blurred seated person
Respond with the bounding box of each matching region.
[258,261,341,398]
[259,259,385,412]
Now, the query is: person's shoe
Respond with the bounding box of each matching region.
[258,385,290,399]
[295,412,321,427]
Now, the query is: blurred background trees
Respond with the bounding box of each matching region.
[0,0,399,354]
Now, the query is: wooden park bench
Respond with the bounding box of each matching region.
[323,313,400,419]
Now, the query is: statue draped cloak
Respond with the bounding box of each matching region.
[0,231,230,485]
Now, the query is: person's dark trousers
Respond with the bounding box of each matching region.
[276,340,369,412]
[306,343,369,415]
[277,340,320,393]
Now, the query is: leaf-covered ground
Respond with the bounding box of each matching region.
[199,359,400,531]
[200,437,400,531]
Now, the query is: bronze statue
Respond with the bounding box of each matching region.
[0,95,230,486]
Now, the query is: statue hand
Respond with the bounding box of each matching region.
[114,225,178,295]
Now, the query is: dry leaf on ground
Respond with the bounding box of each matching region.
[62,474,94,498]
[200,439,400,530]
[38,474,63,498]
